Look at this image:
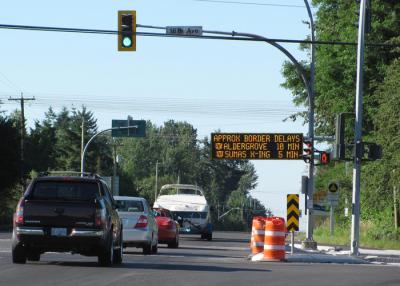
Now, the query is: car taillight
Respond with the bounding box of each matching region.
[15,199,25,225]
[135,215,148,228]
[161,220,173,228]
[95,208,106,227]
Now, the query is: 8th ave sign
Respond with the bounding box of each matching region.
[211,133,303,160]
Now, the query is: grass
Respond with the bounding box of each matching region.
[311,221,400,250]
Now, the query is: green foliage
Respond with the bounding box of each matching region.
[0,116,20,192]
[281,1,400,243]
[0,114,20,226]
[25,106,112,174]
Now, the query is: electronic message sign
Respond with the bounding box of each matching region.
[211,133,303,160]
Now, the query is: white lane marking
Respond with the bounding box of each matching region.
[179,244,248,251]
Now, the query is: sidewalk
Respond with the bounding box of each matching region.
[315,244,400,264]
[250,244,400,264]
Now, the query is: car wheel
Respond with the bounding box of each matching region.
[142,243,152,255]
[168,234,179,248]
[27,251,40,262]
[98,232,114,267]
[113,230,123,265]
[12,243,27,264]
[151,241,158,254]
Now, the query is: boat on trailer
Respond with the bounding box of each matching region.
[153,184,213,240]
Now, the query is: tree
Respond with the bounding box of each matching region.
[25,108,57,172]
[282,0,400,135]
[0,115,21,224]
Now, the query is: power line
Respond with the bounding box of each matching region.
[0,23,397,48]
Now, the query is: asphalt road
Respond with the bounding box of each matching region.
[0,231,399,286]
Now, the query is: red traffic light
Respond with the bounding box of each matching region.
[319,151,330,165]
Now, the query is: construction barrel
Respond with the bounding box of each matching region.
[263,217,286,261]
[250,216,265,254]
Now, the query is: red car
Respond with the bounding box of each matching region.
[153,208,179,248]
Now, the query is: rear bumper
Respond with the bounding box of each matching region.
[123,228,152,247]
[158,228,176,241]
[13,226,106,255]
[16,227,104,237]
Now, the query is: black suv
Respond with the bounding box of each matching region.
[12,172,123,266]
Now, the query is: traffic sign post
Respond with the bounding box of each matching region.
[328,182,339,236]
[211,133,303,160]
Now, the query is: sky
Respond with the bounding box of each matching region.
[0,0,318,229]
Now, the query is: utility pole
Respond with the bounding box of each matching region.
[351,0,367,256]
[155,160,159,201]
[8,93,35,192]
[81,118,85,171]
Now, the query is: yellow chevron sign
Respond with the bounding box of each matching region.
[287,194,299,232]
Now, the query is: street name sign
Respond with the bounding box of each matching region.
[211,133,303,160]
[166,26,203,36]
[111,119,146,138]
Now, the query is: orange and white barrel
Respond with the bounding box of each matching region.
[263,217,286,261]
[250,216,265,254]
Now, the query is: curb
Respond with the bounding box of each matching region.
[363,256,400,264]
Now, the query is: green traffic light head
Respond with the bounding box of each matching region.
[122,36,132,47]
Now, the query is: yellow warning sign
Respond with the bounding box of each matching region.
[287,194,299,232]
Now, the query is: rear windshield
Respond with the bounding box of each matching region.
[115,200,144,212]
[31,181,100,201]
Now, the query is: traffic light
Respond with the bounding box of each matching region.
[316,151,331,165]
[118,10,136,51]
[303,140,313,163]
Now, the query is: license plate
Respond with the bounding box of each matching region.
[51,228,67,236]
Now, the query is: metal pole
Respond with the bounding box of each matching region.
[81,126,137,175]
[330,205,335,236]
[291,231,295,254]
[394,186,398,230]
[81,118,85,172]
[155,160,159,201]
[351,0,367,256]
[302,0,317,249]
[112,143,117,195]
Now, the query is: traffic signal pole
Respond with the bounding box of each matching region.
[351,0,367,256]
[303,0,317,249]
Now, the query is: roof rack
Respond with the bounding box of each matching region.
[38,171,102,179]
